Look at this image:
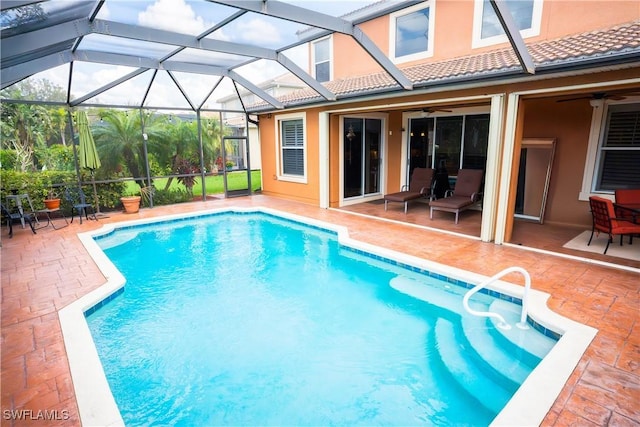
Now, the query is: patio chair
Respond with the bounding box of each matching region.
[588,196,640,254]
[429,169,484,224]
[64,186,96,224]
[383,168,435,213]
[1,203,37,238]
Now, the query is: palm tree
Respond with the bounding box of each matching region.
[154,118,200,191]
[201,117,230,171]
[92,109,165,189]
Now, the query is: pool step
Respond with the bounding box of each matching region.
[389,275,488,314]
[460,315,534,390]
[433,319,513,415]
[487,300,557,362]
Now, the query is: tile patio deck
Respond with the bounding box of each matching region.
[1,195,638,426]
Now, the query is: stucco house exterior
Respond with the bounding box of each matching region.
[253,0,640,246]
[218,73,308,170]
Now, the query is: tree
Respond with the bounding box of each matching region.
[0,99,51,171]
[0,4,46,29]
[92,109,165,189]
[50,107,70,146]
[154,118,200,191]
[0,79,68,171]
[201,117,229,170]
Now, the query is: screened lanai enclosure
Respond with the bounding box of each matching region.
[2,0,430,209]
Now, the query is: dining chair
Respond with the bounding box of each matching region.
[588,196,640,254]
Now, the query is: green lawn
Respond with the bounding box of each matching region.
[125,170,262,196]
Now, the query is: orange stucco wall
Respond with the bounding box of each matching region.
[521,98,594,228]
[540,1,640,40]
[331,0,640,79]
[259,109,322,205]
[385,111,404,194]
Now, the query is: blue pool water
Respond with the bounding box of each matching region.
[87,212,557,426]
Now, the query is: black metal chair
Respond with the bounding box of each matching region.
[64,186,96,224]
[1,203,37,238]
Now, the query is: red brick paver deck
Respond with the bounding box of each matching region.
[1,196,639,426]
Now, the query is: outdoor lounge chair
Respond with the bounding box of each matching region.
[1,203,37,238]
[429,169,484,224]
[588,196,640,254]
[64,186,95,224]
[384,168,435,213]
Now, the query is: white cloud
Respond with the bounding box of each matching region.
[236,18,282,45]
[138,0,208,34]
[97,3,110,20]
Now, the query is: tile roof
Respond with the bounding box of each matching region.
[252,20,640,111]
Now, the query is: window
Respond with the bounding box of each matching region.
[472,0,542,48]
[389,2,434,63]
[408,112,489,178]
[276,113,306,182]
[594,104,640,191]
[312,37,331,83]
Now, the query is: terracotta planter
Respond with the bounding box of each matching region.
[120,196,141,214]
[44,198,60,209]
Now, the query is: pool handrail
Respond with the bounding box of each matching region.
[462,266,531,330]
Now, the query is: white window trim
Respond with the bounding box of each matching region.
[580,97,640,201]
[388,1,435,64]
[471,0,543,49]
[275,112,307,184]
[311,35,332,82]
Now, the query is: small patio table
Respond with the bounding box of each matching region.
[36,207,69,230]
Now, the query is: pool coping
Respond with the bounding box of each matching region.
[59,206,598,427]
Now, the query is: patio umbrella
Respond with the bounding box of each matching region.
[76,110,102,214]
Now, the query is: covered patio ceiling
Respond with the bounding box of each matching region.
[1,0,533,113]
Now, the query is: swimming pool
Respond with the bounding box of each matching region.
[60,207,598,426]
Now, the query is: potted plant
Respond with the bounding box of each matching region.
[44,187,61,210]
[120,192,141,214]
[225,160,234,171]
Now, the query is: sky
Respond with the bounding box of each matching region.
[32,0,376,110]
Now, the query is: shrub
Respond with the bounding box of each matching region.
[0,149,18,170]
[151,188,193,206]
[0,170,125,212]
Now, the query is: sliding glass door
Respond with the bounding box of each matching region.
[343,117,382,199]
[408,117,434,179]
[408,114,489,175]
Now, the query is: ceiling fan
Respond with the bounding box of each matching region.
[407,107,453,114]
[557,90,640,103]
